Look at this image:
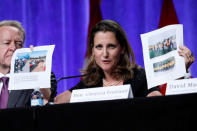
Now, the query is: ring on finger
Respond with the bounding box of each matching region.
[189,52,193,57]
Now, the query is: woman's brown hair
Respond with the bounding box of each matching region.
[81,20,140,86]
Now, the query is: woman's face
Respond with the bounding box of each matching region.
[93,31,123,74]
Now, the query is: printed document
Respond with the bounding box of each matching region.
[140,24,186,89]
[8,45,55,90]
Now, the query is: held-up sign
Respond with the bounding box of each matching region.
[70,84,133,103]
[166,78,197,95]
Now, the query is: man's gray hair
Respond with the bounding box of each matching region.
[0,20,25,45]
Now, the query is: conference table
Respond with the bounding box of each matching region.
[1,93,197,131]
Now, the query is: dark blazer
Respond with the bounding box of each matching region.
[70,68,159,97]
[7,89,33,108]
[6,72,57,108]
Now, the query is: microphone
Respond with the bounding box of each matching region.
[57,68,96,83]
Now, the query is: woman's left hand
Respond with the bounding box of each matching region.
[178,45,195,71]
[147,91,162,97]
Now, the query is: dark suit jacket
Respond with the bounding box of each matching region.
[7,89,33,108]
[6,72,57,108]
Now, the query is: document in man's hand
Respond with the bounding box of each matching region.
[8,45,55,90]
[140,24,186,89]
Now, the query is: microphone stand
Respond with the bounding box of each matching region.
[47,74,86,105]
[57,68,96,83]
[57,74,86,83]
[48,68,96,105]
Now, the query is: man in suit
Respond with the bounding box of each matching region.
[0,20,56,109]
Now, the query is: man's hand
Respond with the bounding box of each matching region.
[178,45,195,71]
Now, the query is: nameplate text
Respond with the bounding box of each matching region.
[70,84,133,103]
[166,78,197,95]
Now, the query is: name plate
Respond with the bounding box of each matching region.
[70,84,133,103]
[166,78,197,95]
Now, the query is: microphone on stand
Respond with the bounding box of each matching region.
[57,68,96,83]
[47,68,96,105]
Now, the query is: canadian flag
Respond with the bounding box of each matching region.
[158,0,179,95]
[83,0,102,69]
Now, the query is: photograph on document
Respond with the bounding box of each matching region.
[153,56,175,76]
[14,50,47,73]
[148,29,177,59]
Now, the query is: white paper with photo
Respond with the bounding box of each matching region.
[8,45,55,90]
[140,24,186,89]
